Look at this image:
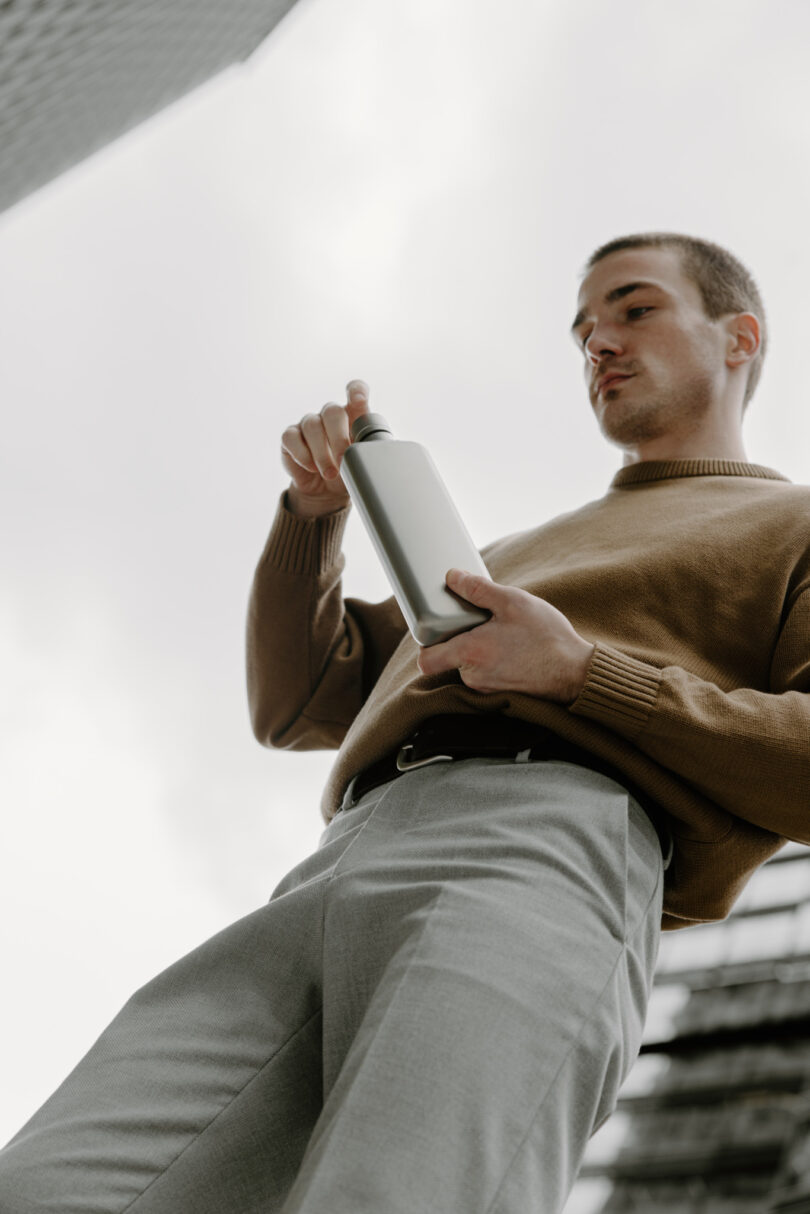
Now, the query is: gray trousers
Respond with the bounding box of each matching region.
[0,758,665,1214]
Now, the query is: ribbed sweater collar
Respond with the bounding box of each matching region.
[611,458,790,488]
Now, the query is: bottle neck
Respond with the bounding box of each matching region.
[360,429,393,442]
[351,412,395,443]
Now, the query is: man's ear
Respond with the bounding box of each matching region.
[725,312,761,369]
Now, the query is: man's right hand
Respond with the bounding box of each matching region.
[281,380,371,518]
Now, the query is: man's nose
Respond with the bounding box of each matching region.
[584,324,624,364]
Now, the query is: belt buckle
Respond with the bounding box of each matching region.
[395,743,454,773]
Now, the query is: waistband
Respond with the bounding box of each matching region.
[342,714,672,866]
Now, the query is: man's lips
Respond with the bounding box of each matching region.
[597,372,634,395]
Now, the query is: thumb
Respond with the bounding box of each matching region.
[445,568,501,610]
[346,379,371,428]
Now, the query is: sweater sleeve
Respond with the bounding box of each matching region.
[245,493,407,751]
[569,585,810,843]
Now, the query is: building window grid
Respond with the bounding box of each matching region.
[573,848,810,1212]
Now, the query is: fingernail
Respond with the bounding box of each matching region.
[347,379,369,398]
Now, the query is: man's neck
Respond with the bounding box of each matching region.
[621,428,748,466]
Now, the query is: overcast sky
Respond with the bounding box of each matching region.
[2,0,810,1204]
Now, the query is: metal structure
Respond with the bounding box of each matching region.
[0,0,301,216]
[573,842,810,1212]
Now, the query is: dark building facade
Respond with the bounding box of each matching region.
[571,842,810,1212]
[0,0,301,216]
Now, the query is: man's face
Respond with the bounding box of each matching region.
[571,247,730,451]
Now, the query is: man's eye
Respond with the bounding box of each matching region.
[627,306,652,319]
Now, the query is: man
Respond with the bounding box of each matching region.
[1,233,808,1213]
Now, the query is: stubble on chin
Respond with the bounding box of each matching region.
[596,376,714,449]
[598,398,668,447]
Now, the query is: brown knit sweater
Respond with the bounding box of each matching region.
[246,459,810,931]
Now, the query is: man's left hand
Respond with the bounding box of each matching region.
[416,569,596,705]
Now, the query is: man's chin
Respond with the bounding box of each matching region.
[597,400,666,449]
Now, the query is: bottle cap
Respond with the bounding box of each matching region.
[351,413,394,442]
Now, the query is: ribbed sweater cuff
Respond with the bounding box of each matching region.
[260,492,350,575]
[571,643,661,736]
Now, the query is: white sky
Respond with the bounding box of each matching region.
[2,0,809,1202]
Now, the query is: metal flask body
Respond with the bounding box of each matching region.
[341,413,491,646]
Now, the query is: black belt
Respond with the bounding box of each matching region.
[345,713,670,857]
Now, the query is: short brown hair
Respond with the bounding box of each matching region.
[585,232,767,409]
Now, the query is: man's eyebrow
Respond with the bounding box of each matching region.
[570,281,666,334]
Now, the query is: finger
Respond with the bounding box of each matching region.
[346,379,371,428]
[281,423,318,475]
[416,635,463,677]
[445,568,502,610]
[300,410,341,480]
[320,401,352,464]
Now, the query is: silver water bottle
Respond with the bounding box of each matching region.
[340,413,491,646]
